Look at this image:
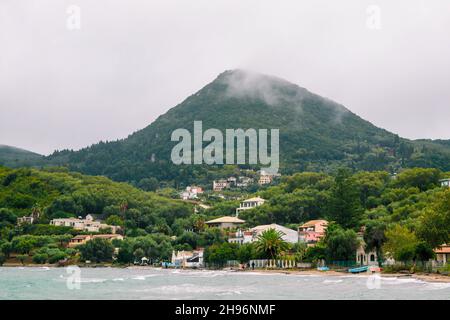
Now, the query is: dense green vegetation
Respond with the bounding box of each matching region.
[15,70,449,188]
[0,164,449,267]
[0,145,43,168]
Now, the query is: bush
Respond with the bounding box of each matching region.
[0,252,6,265]
[78,238,114,263]
[32,253,48,264]
[16,254,28,265]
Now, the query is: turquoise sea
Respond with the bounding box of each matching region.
[0,267,449,300]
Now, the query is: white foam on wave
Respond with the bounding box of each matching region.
[148,283,253,296]
[112,278,124,282]
[421,282,450,291]
[323,279,343,284]
[132,274,158,280]
[79,278,108,283]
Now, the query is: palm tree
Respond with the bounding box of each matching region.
[255,229,289,260]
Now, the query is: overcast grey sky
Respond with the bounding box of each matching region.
[1,0,449,155]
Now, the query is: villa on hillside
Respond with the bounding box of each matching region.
[68,234,124,247]
[258,170,281,185]
[50,214,120,234]
[205,216,245,229]
[17,210,41,226]
[229,223,298,244]
[213,180,229,192]
[236,197,266,215]
[180,186,204,200]
[298,219,328,246]
[439,178,450,188]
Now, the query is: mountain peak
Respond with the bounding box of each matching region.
[210,69,310,107]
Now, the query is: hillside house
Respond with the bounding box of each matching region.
[236,197,266,215]
[68,234,124,247]
[50,214,120,234]
[440,179,450,188]
[213,180,229,192]
[205,216,245,229]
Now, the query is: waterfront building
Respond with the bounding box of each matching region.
[298,220,328,246]
[229,224,298,244]
[171,249,204,268]
[68,234,124,247]
[434,244,450,263]
[355,229,378,266]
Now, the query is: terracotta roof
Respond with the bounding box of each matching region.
[206,216,245,224]
[300,219,328,228]
[434,245,450,254]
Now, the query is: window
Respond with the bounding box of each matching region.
[370,254,375,262]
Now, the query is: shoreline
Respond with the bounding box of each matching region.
[2,264,449,283]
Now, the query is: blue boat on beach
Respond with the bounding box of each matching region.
[317,266,330,271]
[348,266,369,273]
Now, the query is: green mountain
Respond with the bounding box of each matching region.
[0,145,43,167]
[42,70,450,186]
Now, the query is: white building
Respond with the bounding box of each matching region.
[355,232,378,266]
[440,179,450,188]
[236,176,254,188]
[236,197,266,215]
[50,214,120,234]
[228,230,254,244]
[171,249,204,268]
[213,180,229,192]
[229,224,298,244]
[181,186,204,200]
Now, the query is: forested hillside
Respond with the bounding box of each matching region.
[39,70,450,187]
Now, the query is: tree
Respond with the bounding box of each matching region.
[382,225,419,261]
[236,243,256,264]
[324,223,359,261]
[417,190,450,248]
[363,220,387,263]
[133,248,145,262]
[117,241,134,264]
[291,242,308,262]
[392,168,440,192]
[16,254,28,265]
[0,241,12,258]
[78,238,114,263]
[32,253,48,264]
[204,242,237,267]
[175,231,199,249]
[0,252,6,266]
[255,229,289,259]
[414,242,435,261]
[105,215,124,227]
[328,169,362,229]
[138,178,159,192]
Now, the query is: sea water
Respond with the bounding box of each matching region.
[0,267,449,300]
